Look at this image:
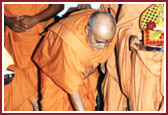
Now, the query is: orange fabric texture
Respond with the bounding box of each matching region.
[4,65,37,111]
[4,4,53,111]
[101,4,164,111]
[4,4,50,69]
[102,51,127,111]
[33,9,117,111]
[99,4,119,17]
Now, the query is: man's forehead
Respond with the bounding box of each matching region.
[96,34,114,42]
[105,39,111,43]
[94,38,112,43]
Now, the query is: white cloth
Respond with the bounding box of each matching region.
[57,4,101,17]
[57,4,78,17]
[91,4,101,9]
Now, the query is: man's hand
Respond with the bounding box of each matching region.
[5,4,64,32]
[77,4,92,9]
[129,35,142,51]
[19,15,39,30]
[85,67,95,79]
[5,16,27,32]
[69,91,85,111]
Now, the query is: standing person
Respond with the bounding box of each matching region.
[99,4,124,111]
[101,4,164,111]
[33,9,116,111]
[4,4,64,111]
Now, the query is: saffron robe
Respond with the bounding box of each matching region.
[4,65,37,111]
[4,4,54,111]
[101,4,164,111]
[33,9,117,111]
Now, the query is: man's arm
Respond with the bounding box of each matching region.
[4,4,64,32]
[32,4,64,23]
[19,4,64,29]
[68,68,96,111]
[69,91,85,111]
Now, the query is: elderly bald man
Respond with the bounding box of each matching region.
[33,9,116,111]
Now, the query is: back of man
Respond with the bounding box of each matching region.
[33,9,117,111]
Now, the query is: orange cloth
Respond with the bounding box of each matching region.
[4,4,54,111]
[99,4,119,16]
[4,65,37,111]
[33,9,117,111]
[101,4,164,111]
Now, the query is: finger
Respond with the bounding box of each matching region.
[16,16,24,21]
[17,21,28,29]
[16,16,24,19]
[77,5,82,9]
[24,25,28,29]
[13,25,27,32]
[13,27,26,32]
[12,27,22,32]
[86,4,91,9]
[134,38,141,45]
[130,42,140,51]
[130,45,139,51]
[16,17,20,21]
[18,26,27,32]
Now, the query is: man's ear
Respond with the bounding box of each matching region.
[85,25,90,35]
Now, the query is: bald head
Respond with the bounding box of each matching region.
[87,11,116,50]
[88,12,116,37]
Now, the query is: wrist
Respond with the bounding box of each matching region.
[33,15,41,24]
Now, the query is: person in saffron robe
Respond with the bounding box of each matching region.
[4,4,64,111]
[101,4,164,111]
[33,9,117,111]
